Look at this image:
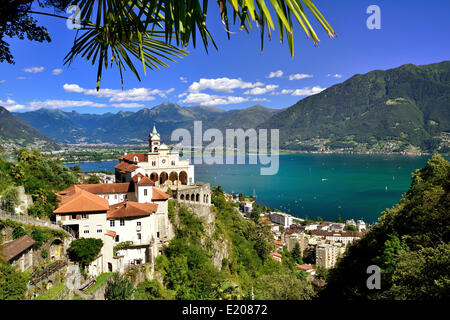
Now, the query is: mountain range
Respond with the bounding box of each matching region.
[259,61,450,153]
[5,61,450,153]
[13,103,281,145]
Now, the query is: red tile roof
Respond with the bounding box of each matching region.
[297,264,314,271]
[76,183,133,194]
[274,240,285,246]
[152,188,169,200]
[1,235,35,261]
[118,153,148,163]
[55,186,110,214]
[105,230,116,237]
[132,173,155,186]
[107,201,158,219]
[269,252,282,262]
[114,161,139,173]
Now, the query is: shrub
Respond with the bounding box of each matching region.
[104,273,134,300]
[12,227,26,240]
[67,238,103,270]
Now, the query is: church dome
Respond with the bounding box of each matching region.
[159,143,169,150]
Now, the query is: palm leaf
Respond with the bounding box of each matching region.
[65,0,335,90]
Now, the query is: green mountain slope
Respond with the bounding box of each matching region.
[258,61,450,153]
[0,107,60,151]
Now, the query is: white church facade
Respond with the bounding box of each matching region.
[115,123,195,186]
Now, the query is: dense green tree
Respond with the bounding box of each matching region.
[86,175,100,184]
[385,243,450,299]
[12,227,26,240]
[336,215,343,223]
[346,224,357,231]
[67,238,103,270]
[292,242,303,264]
[1,185,20,212]
[105,273,134,300]
[69,165,82,174]
[255,273,315,300]
[0,262,28,300]
[134,279,173,300]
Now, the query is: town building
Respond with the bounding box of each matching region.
[115,123,194,186]
[54,172,173,275]
[270,211,295,228]
[309,230,362,245]
[285,232,307,256]
[315,244,341,269]
[356,220,367,232]
[1,235,35,272]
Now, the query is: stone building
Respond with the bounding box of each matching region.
[1,235,35,272]
[115,123,194,186]
[54,176,174,275]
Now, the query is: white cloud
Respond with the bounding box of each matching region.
[110,103,145,108]
[244,85,278,95]
[16,77,28,80]
[0,80,5,84]
[267,70,283,78]
[291,86,326,96]
[0,98,27,111]
[52,68,63,75]
[63,84,173,102]
[180,92,248,106]
[251,98,269,102]
[288,73,313,80]
[24,66,44,73]
[180,76,188,83]
[187,77,263,93]
[27,100,108,110]
[327,74,342,78]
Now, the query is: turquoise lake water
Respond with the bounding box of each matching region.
[65,154,437,224]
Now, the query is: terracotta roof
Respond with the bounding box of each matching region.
[105,230,116,237]
[76,183,133,194]
[118,153,148,163]
[107,201,158,219]
[114,161,139,173]
[274,240,285,246]
[152,188,169,200]
[297,264,314,271]
[1,235,35,261]
[132,173,155,186]
[269,252,282,258]
[55,186,110,214]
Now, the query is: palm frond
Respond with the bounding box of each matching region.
[64,0,335,90]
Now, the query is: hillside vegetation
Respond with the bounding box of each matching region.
[320,155,450,300]
[0,107,59,152]
[141,189,314,300]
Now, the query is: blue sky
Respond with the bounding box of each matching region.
[1,0,449,114]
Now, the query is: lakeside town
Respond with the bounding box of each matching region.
[0,125,368,299]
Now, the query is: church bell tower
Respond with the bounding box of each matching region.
[149,122,160,153]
